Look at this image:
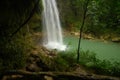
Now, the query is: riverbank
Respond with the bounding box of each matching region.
[1,47,120,80]
[1,31,120,80]
[64,30,120,43]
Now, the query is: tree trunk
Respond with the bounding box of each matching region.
[0,70,118,80]
[77,0,90,62]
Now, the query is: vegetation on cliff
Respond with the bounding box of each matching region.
[0,0,120,79]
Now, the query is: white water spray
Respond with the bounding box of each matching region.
[42,0,66,51]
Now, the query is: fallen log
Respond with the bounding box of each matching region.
[0,70,119,80]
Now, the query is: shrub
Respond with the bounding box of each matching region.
[57,50,120,77]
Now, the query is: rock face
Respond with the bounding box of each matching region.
[83,33,94,40]
[26,53,49,72]
[71,32,80,36]
[111,38,120,43]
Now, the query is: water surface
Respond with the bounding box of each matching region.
[64,35,120,62]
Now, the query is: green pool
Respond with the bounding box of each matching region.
[64,35,120,62]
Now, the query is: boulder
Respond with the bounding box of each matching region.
[111,38,120,43]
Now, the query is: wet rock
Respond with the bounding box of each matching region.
[26,63,42,72]
[36,59,49,71]
[26,53,49,72]
[71,32,80,36]
[83,34,94,40]
[44,76,53,80]
[111,38,120,43]
[26,56,35,64]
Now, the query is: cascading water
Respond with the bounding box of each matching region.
[42,0,66,51]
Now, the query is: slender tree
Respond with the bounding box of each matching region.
[77,0,89,62]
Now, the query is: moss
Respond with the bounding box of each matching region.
[0,0,42,71]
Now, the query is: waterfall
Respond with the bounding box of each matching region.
[42,0,66,51]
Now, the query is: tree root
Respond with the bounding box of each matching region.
[0,70,119,80]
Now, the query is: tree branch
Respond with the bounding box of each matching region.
[0,70,117,80]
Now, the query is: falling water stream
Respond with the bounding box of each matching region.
[42,0,66,51]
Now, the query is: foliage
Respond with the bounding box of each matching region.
[78,51,120,76]
[56,50,120,77]
[57,0,120,37]
[57,0,82,31]
[52,54,69,71]
[0,0,42,71]
[0,28,33,71]
[85,0,120,36]
[37,50,69,71]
